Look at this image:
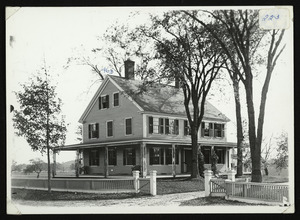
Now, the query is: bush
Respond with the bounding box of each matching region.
[131,165,141,175]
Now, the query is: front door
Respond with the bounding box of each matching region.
[184,149,192,173]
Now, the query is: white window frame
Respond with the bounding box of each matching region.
[88,123,99,139]
[124,117,133,136]
[106,120,114,138]
[113,92,120,107]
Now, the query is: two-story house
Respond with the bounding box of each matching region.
[54,60,237,177]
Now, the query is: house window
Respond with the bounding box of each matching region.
[149,117,179,136]
[170,119,179,135]
[202,122,213,137]
[215,148,225,164]
[108,148,117,166]
[184,120,191,136]
[89,150,99,166]
[166,148,179,165]
[149,148,164,165]
[88,123,99,139]
[113,93,119,107]
[149,116,153,134]
[159,118,164,134]
[107,121,113,137]
[123,148,136,165]
[125,118,132,135]
[214,123,224,138]
[99,95,109,109]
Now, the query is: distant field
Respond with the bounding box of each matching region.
[11,171,76,178]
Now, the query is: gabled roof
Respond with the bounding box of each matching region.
[109,75,230,122]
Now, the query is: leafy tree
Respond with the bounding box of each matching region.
[132,11,226,178]
[273,132,288,173]
[13,66,67,192]
[23,158,47,178]
[69,163,75,170]
[75,124,83,143]
[11,160,26,173]
[184,9,286,182]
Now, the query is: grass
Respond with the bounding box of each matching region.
[179,197,269,206]
[11,188,142,201]
[11,177,204,201]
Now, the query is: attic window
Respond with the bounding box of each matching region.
[113,93,119,107]
[99,95,109,109]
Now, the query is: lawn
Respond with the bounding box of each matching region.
[11,177,204,201]
[179,197,269,206]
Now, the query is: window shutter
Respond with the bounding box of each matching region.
[209,123,213,137]
[165,118,169,134]
[99,97,102,109]
[132,149,136,165]
[95,123,99,138]
[89,150,91,166]
[123,149,126,165]
[88,124,91,139]
[160,148,164,165]
[174,119,179,135]
[149,116,153,134]
[106,95,109,108]
[184,120,188,136]
[221,124,225,137]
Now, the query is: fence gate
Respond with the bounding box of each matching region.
[210,178,226,197]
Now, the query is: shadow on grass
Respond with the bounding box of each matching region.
[11,188,148,201]
[179,197,271,206]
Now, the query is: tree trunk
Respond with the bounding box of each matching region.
[232,78,243,177]
[191,127,200,178]
[244,76,262,182]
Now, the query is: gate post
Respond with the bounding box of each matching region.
[204,170,213,197]
[132,170,140,193]
[227,169,236,181]
[150,170,157,196]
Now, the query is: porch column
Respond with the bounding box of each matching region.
[140,142,147,178]
[104,146,109,178]
[75,149,79,177]
[225,148,229,170]
[172,144,176,178]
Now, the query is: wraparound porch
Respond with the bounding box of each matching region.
[53,139,236,178]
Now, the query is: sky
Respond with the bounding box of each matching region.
[6,6,294,165]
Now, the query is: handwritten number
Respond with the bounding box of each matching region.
[262,14,280,22]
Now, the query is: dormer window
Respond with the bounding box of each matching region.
[99,95,109,109]
[113,92,119,107]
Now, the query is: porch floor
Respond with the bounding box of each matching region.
[53,173,192,179]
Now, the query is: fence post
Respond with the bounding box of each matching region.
[150,170,157,196]
[132,170,140,193]
[204,170,213,197]
[227,169,236,181]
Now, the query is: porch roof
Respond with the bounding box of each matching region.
[54,139,236,151]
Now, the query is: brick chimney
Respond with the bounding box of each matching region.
[124,59,135,80]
